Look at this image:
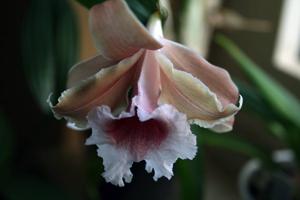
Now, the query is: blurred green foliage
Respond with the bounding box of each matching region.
[75,0,104,9]
[1,0,82,199]
[76,0,159,25]
[176,139,204,200]
[216,34,300,127]
[22,0,78,113]
[215,34,300,165]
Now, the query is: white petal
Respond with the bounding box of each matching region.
[87,106,135,186]
[143,104,197,181]
[86,104,197,185]
[97,144,133,187]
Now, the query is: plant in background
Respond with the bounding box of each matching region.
[171,1,299,199]
[213,35,300,199]
[22,0,78,113]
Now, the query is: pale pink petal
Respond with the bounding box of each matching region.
[97,144,133,187]
[133,50,161,113]
[156,53,242,129]
[67,54,118,88]
[161,39,239,108]
[49,51,143,129]
[89,0,162,60]
[86,104,196,185]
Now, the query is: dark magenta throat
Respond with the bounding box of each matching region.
[105,115,169,161]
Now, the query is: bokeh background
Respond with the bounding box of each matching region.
[1,0,300,199]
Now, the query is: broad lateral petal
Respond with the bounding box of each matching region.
[50,51,143,127]
[157,53,241,128]
[89,0,162,60]
[67,54,118,88]
[161,39,239,107]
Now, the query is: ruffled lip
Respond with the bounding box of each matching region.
[104,114,169,161]
[86,104,197,186]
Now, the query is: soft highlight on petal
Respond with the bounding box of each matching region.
[210,116,235,133]
[89,0,162,60]
[67,54,118,88]
[157,53,241,128]
[50,51,143,128]
[161,39,239,107]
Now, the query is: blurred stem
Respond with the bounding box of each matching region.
[170,0,190,41]
[176,135,204,200]
[236,80,283,124]
[236,80,288,140]
[192,125,277,170]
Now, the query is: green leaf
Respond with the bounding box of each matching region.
[176,141,204,200]
[126,0,159,25]
[171,0,191,41]
[75,0,159,25]
[54,0,79,97]
[22,0,78,113]
[22,0,55,113]
[75,0,104,9]
[237,81,291,141]
[215,34,300,127]
[192,125,277,170]
[236,80,280,121]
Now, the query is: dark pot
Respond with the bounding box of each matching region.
[239,150,299,200]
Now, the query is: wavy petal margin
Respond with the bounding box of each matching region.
[67,54,118,88]
[49,51,143,129]
[161,39,239,108]
[86,104,196,186]
[157,53,242,131]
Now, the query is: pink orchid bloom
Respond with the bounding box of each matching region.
[49,0,242,186]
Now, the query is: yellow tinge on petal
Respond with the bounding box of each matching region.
[157,53,241,129]
[50,50,144,128]
[67,54,117,88]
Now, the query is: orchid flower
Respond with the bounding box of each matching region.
[49,0,242,186]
